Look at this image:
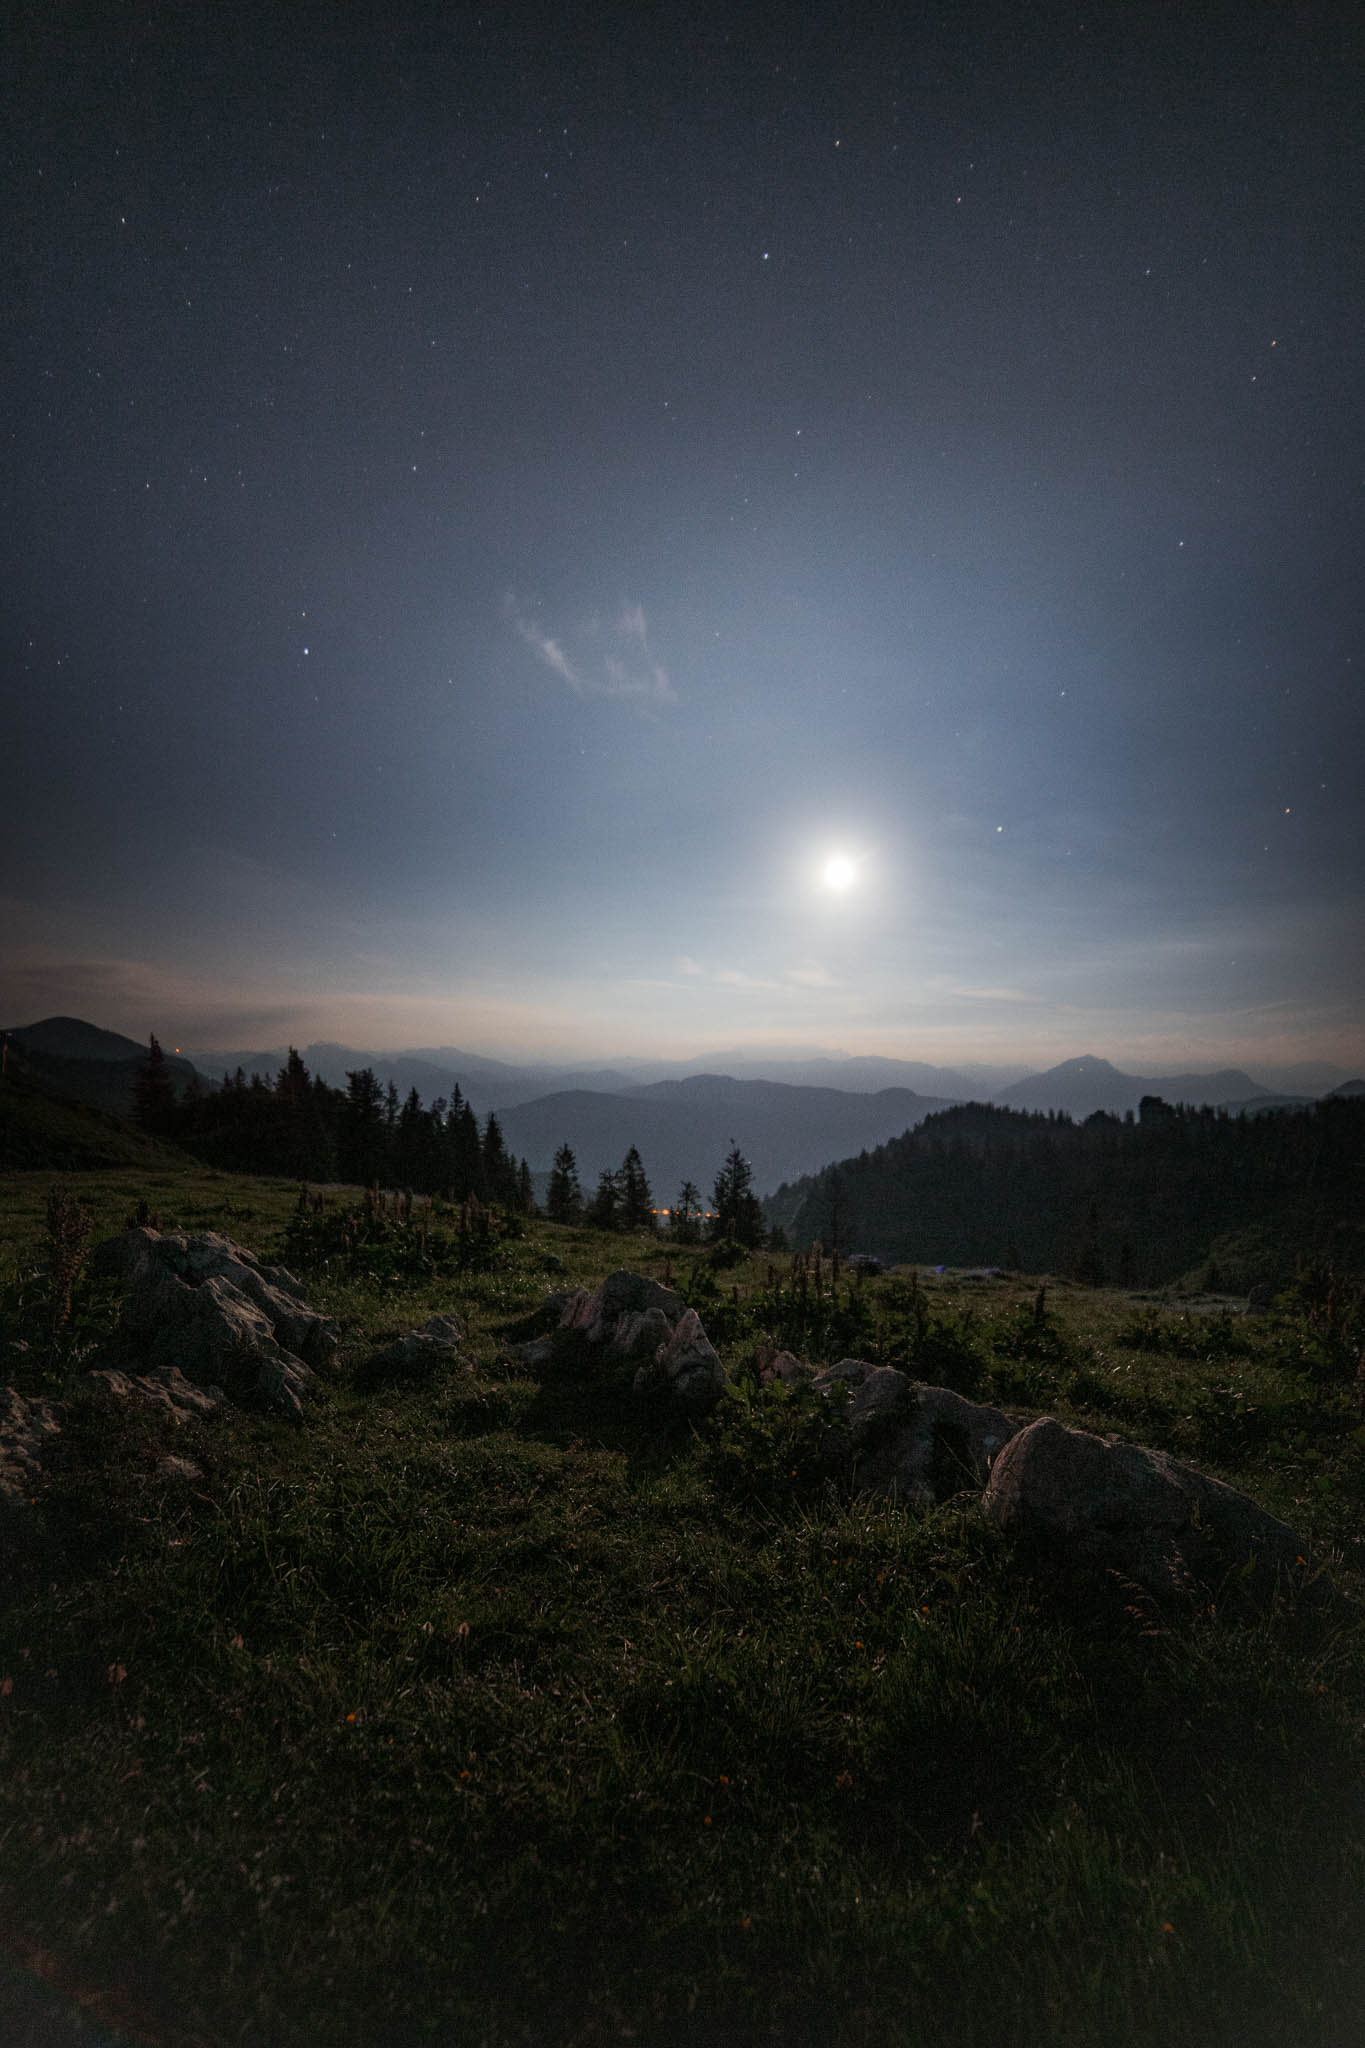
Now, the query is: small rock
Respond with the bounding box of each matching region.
[758,1349,811,1385]
[418,1313,464,1347]
[358,1327,471,1388]
[154,1454,203,1483]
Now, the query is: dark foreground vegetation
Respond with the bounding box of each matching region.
[3,1161,1365,2048]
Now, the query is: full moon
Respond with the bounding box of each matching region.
[823,853,858,890]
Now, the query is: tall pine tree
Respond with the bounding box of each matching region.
[711,1144,766,1247]
[546,1143,583,1222]
[619,1145,654,1229]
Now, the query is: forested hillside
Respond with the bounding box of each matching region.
[769,1096,1365,1288]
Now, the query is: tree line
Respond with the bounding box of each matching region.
[135,1038,534,1206]
[133,1036,770,1241]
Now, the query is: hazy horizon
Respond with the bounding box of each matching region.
[6,1004,1357,1096]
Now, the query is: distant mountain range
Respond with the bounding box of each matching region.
[994,1055,1267,1117]
[4,1018,1361,1199]
[495,1076,955,1205]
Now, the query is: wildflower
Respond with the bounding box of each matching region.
[703,1816,713,1826]
[345,1713,357,1723]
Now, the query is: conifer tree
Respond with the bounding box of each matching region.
[588,1166,624,1231]
[276,1048,310,1106]
[546,1143,583,1222]
[134,1034,176,1135]
[619,1145,654,1229]
[339,1067,387,1185]
[481,1111,519,1205]
[447,1096,483,1199]
[394,1087,427,1187]
[711,1144,766,1247]
[671,1179,702,1243]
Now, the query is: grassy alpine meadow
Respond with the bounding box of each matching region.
[2,1167,1365,2047]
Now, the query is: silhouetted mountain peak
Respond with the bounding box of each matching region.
[3,1016,153,1062]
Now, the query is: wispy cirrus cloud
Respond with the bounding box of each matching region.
[505,594,676,707]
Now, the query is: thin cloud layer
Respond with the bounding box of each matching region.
[506,595,676,706]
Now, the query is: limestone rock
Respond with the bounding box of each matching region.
[507,1269,724,1410]
[109,1229,337,1420]
[812,1361,1021,1507]
[87,1364,228,1421]
[634,1307,726,1413]
[604,1307,675,1366]
[983,1415,1309,1604]
[418,1313,465,1347]
[757,1348,812,1386]
[0,1386,65,1513]
[558,1270,685,1347]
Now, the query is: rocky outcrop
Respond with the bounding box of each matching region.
[982,1415,1310,1605]
[812,1359,1022,1507]
[511,1270,725,1413]
[557,1271,685,1346]
[109,1229,337,1421]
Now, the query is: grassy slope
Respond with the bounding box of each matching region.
[0,1074,190,1173]
[1,1168,1364,2048]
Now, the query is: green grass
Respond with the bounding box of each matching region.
[2,1169,1364,2046]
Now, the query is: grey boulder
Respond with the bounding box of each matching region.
[111,1229,337,1420]
[813,1360,1022,1507]
[983,1415,1310,1605]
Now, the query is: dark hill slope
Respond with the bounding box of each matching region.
[772,1097,1365,1288]
[2,1018,202,1117]
[0,1068,188,1170]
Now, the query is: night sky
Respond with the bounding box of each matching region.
[5,1,1362,1073]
